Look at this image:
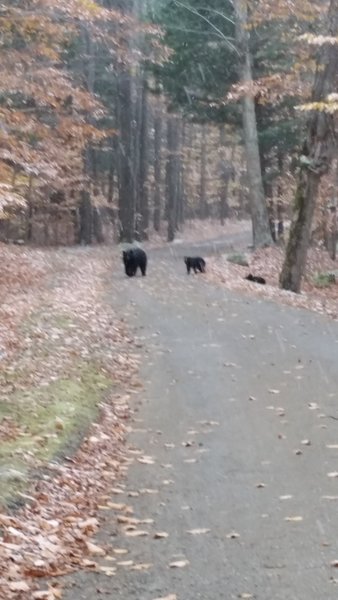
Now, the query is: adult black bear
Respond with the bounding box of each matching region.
[122,248,147,277]
[184,256,206,274]
[245,273,266,285]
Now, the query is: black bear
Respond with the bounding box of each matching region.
[122,248,147,277]
[245,273,266,285]
[184,256,206,274]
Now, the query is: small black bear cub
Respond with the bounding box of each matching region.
[123,247,147,277]
[245,273,266,285]
[184,256,206,274]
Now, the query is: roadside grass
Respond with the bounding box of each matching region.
[0,362,111,506]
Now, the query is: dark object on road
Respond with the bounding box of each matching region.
[184,256,206,274]
[123,248,147,277]
[245,273,266,285]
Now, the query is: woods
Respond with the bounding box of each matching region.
[0,0,337,290]
[0,0,337,289]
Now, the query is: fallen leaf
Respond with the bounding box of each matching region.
[137,456,155,465]
[154,531,169,539]
[113,548,128,555]
[111,488,125,495]
[186,528,210,535]
[169,559,189,568]
[117,560,134,567]
[226,531,240,539]
[106,502,129,511]
[98,566,116,576]
[131,563,153,571]
[124,529,149,537]
[85,541,106,556]
[322,496,338,500]
[9,581,30,592]
[117,516,147,525]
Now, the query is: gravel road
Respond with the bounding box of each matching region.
[64,238,338,600]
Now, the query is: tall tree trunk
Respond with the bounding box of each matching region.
[175,118,184,229]
[199,123,208,219]
[166,116,180,242]
[26,173,34,242]
[183,122,194,220]
[153,113,162,232]
[79,190,92,245]
[107,154,114,204]
[137,78,149,240]
[280,0,338,292]
[235,0,273,248]
[117,70,135,242]
[218,127,232,224]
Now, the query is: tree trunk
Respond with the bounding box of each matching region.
[277,198,284,241]
[327,204,337,261]
[137,78,149,240]
[117,70,135,242]
[26,173,34,242]
[177,119,186,226]
[153,113,162,232]
[79,190,92,245]
[107,154,114,205]
[235,0,273,248]
[218,128,233,225]
[199,123,208,219]
[166,116,180,242]
[280,0,338,292]
[93,207,105,243]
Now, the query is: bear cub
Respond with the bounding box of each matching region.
[184,256,206,274]
[245,273,266,285]
[123,248,147,277]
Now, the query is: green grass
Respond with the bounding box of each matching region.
[227,253,249,267]
[312,272,336,288]
[0,366,111,505]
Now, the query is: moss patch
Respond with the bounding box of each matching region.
[312,272,336,288]
[0,366,111,505]
[227,253,249,267]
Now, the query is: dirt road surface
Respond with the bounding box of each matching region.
[63,239,338,600]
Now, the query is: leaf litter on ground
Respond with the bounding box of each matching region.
[0,246,142,599]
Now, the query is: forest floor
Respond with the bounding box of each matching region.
[1,220,338,599]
